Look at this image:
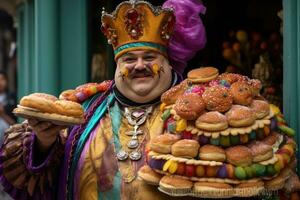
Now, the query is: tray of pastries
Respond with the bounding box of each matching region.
[139,67,297,198]
[13,93,85,126]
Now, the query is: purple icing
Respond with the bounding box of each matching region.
[217,164,228,178]
[199,135,209,145]
[270,118,277,131]
[148,158,165,170]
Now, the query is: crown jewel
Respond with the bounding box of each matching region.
[101,1,175,59]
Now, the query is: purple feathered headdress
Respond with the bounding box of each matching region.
[163,0,207,75]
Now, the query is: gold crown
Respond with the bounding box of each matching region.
[101,1,175,59]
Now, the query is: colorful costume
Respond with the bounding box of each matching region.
[0,0,207,199]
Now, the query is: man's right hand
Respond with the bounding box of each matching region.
[28,119,66,152]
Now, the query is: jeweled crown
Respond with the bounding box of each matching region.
[101,1,175,59]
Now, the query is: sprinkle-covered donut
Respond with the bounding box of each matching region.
[202,85,233,113]
[174,93,205,120]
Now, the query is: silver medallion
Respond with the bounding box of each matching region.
[129,151,142,161]
[117,150,129,161]
[127,139,139,149]
[126,129,143,136]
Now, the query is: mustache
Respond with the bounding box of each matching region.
[128,65,154,78]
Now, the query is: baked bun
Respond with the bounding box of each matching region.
[262,133,281,146]
[230,81,253,106]
[54,100,84,117]
[59,89,78,102]
[196,111,228,131]
[218,73,245,84]
[161,80,187,105]
[171,139,200,158]
[226,145,253,166]
[159,176,193,191]
[225,105,256,127]
[265,168,291,191]
[15,93,85,125]
[248,141,273,162]
[250,100,270,119]
[199,144,226,162]
[248,79,262,96]
[174,93,205,120]
[202,85,233,113]
[20,93,58,113]
[187,67,219,83]
[138,165,162,185]
[150,134,180,154]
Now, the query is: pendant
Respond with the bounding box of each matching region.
[129,150,142,161]
[126,129,143,136]
[117,150,129,161]
[127,139,139,149]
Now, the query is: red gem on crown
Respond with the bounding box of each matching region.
[127,9,139,25]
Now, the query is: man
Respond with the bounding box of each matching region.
[0,0,206,199]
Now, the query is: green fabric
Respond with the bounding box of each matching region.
[114,42,167,55]
[109,101,123,152]
[98,100,122,200]
[67,93,115,200]
[99,171,122,200]
[82,93,101,111]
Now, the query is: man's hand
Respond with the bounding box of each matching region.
[28,119,66,152]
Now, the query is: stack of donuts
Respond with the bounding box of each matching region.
[138,67,297,198]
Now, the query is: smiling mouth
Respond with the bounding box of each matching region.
[132,74,153,79]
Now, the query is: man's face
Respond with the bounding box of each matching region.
[115,50,173,103]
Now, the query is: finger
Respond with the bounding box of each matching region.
[34,122,53,132]
[44,125,67,136]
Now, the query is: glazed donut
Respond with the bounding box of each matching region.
[230,81,253,106]
[218,73,245,84]
[199,144,226,162]
[159,176,193,191]
[171,139,200,158]
[248,141,273,162]
[195,111,228,131]
[150,134,181,154]
[250,100,270,119]
[174,93,206,120]
[225,105,256,127]
[187,67,219,83]
[226,145,253,166]
[202,85,233,113]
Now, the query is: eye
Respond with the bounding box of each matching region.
[123,57,136,63]
[144,55,156,61]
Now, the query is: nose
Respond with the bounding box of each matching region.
[134,57,146,70]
